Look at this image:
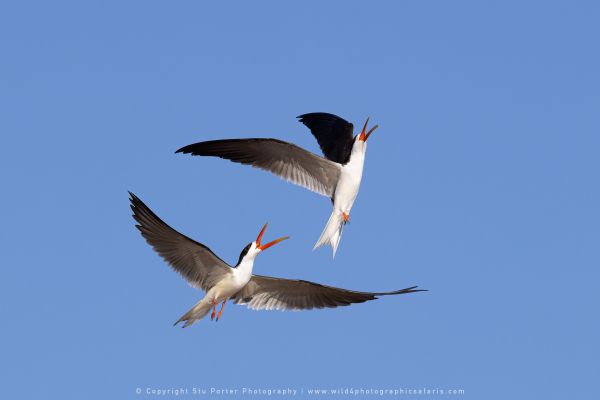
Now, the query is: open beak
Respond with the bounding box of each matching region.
[358,117,379,142]
[256,223,290,251]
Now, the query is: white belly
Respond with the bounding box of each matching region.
[210,264,252,301]
[333,156,364,212]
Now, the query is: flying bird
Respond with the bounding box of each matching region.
[130,193,424,328]
[176,112,378,257]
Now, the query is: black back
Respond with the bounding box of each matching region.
[297,113,355,164]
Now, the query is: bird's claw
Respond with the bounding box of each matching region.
[342,212,350,225]
[210,299,217,321]
[215,300,226,322]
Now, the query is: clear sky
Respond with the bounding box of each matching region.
[1,1,598,399]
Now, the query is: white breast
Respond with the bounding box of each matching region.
[212,259,254,301]
[333,151,365,212]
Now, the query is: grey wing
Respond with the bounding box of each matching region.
[231,275,426,311]
[176,139,341,198]
[130,192,232,292]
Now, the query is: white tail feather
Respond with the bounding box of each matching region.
[313,210,345,257]
[174,297,213,328]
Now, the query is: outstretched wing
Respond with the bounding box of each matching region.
[130,192,232,292]
[297,112,355,164]
[231,275,426,311]
[176,138,341,198]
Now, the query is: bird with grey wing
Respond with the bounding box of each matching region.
[176,112,378,257]
[130,193,425,328]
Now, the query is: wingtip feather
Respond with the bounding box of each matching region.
[175,145,188,154]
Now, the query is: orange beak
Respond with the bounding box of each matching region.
[358,117,379,142]
[256,223,290,251]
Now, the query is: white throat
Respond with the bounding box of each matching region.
[236,243,260,277]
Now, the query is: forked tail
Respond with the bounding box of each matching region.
[174,297,213,328]
[313,210,345,258]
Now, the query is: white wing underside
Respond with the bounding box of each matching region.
[269,159,336,197]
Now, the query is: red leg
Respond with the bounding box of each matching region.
[210,299,217,321]
[342,212,350,224]
[216,300,226,321]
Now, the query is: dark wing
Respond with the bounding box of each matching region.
[231,275,426,311]
[176,138,341,198]
[130,192,232,291]
[297,112,355,164]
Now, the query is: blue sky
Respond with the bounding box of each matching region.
[1,1,599,399]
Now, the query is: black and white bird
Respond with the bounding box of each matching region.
[176,112,378,257]
[130,193,424,328]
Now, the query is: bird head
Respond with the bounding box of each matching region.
[240,223,289,262]
[356,117,378,146]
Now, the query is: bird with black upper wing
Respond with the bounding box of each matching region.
[129,193,425,328]
[176,113,378,257]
